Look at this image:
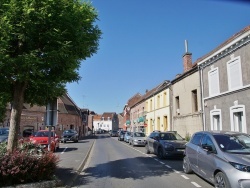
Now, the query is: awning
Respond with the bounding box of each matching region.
[137,117,145,123]
[126,120,131,125]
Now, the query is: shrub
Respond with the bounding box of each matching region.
[185,133,191,141]
[0,142,59,187]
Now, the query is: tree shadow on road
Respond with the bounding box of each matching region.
[73,156,181,187]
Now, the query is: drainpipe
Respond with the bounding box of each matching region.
[199,65,206,131]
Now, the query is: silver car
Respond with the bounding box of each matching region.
[183,131,250,188]
[129,132,146,146]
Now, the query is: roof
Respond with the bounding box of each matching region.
[58,93,80,115]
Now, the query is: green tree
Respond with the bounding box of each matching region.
[0,0,101,151]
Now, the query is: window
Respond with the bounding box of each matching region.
[150,99,153,111]
[163,92,167,106]
[201,134,216,152]
[230,105,246,133]
[175,96,180,115]
[190,133,203,146]
[208,67,220,96]
[210,109,222,130]
[192,89,198,112]
[227,56,242,91]
[157,95,160,108]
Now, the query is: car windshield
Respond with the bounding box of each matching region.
[159,133,183,140]
[214,134,250,153]
[126,132,131,136]
[64,130,75,134]
[134,132,145,137]
[0,128,9,136]
[35,131,54,137]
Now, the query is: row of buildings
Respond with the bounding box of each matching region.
[1,25,249,139]
[121,25,250,138]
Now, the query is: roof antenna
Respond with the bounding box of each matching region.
[185,40,188,53]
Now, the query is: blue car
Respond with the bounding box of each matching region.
[0,127,9,143]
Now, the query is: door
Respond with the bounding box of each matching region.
[197,134,216,181]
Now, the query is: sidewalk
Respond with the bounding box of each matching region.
[56,135,96,187]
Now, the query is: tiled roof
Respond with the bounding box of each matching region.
[58,93,80,115]
[93,114,102,120]
[102,112,116,119]
[22,104,46,112]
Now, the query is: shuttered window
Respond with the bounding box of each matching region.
[208,68,220,96]
[227,57,242,90]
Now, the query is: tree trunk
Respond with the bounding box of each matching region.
[7,82,27,152]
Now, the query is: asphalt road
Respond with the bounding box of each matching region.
[55,136,95,187]
[71,134,214,188]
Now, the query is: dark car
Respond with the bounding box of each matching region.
[183,131,250,188]
[0,127,9,143]
[61,129,79,143]
[145,131,187,159]
[118,130,126,141]
[110,130,118,137]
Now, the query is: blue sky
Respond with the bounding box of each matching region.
[66,0,250,114]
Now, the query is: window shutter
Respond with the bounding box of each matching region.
[209,69,219,96]
[228,59,242,90]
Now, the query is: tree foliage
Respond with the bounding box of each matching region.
[0,0,102,151]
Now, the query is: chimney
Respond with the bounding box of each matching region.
[183,40,192,72]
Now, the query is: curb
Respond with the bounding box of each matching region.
[66,138,96,187]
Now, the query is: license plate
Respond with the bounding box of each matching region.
[177,149,184,152]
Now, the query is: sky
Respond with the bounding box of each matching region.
[66,0,250,114]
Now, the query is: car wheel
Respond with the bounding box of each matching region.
[129,141,131,145]
[214,172,230,188]
[145,144,150,154]
[183,156,192,174]
[157,147,165,159]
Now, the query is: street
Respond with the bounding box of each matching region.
[72,134,214,188]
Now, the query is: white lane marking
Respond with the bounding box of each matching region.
[159,161,165,165]
[191,182,201,187]
[154,159,159,162]
[61,147,68,154]
[181,175,189,179]
[165,165,172,168]
[173,169,180,174]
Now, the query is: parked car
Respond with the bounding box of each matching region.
[145,131,187,159]
[129,132,146,146]
[29,130,60,152]
[118,130,126,141]
[61,129,79,143]
[110,130,118,137]
[183,131,250,188]
[0,127,9,143]
[124,132,131,143]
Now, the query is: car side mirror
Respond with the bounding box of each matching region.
[202,145,213,152]
[153,136,159,141]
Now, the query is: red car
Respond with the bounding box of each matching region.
[29,130,60,152]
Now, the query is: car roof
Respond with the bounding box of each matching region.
[195,130,248,136]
